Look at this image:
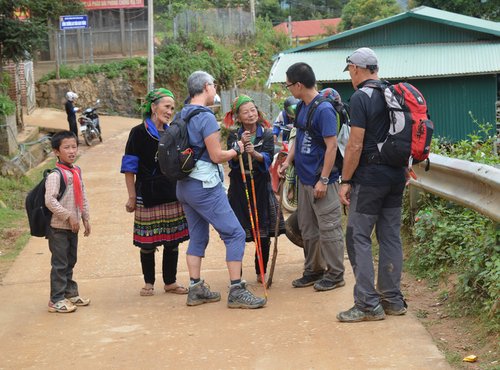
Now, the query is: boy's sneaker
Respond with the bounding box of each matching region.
[313,279,346,292]
[381,300,408,316]
[186,280,221,306]
[48,299,77,313]
[227,281,266,309]
[68,296,91,306]
[292,274,322,288]
[337,304,385,323]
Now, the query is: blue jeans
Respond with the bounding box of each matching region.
[176,178,245,261]
[47,227,79,302]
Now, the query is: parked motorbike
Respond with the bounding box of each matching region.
[269,123,298,213]
[78,99,102,146]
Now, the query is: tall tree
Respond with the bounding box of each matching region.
[284,0,348,21]
[340,0,401,30]
[409,0,499,21]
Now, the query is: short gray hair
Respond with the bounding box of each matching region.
[187,71,214,97]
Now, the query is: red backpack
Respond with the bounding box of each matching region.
[366,81,434,171]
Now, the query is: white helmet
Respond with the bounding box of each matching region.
[66,91,78,101]
[213,93,221,105]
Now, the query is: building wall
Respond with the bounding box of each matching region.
[326,19,497,48]
[322,74,497,141]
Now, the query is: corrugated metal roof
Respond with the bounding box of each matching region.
[266,43,500,85]
[282,6,500,55]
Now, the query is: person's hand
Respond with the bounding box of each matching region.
[313,181,327,200]
[339,183,351,206]
[125,197,136,213]
[244,141,255,155]
[83,220,91,237]
[241,130,251,144]
[278,160,289,178]
[68,215,80,233]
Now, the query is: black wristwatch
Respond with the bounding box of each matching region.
[340,178,353,185]
[231,141,241,155]
[320,176,329,185]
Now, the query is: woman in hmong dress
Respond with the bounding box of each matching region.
[223,95,286,283]
[121,88,189,296]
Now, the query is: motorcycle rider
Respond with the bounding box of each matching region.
[65,91,79,139]
[273,96,299,143]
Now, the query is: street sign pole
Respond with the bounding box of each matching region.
[147,0,154,92]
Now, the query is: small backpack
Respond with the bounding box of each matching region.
[365,81,434,169]
[295,90,350,171]
[158,108,213,181]
[25,168,68,237]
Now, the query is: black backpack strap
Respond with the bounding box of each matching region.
[305,96,330,132]
[184,107,215,160]
[44,168,67,200]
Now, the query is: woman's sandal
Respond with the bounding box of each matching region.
[164,284,188,295]
[140,284,154,296]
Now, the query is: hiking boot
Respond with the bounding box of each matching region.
[381,300,408,316]
[68,295,91,306]
[337,304,385,323]
[48,299,77,313]
[227,281,266,309]
[313,279,346,292]
[186,280,221,306]
[292,274,322,288]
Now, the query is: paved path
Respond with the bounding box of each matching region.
[0,109,451,369]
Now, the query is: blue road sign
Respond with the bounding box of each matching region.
[60,15,88,30]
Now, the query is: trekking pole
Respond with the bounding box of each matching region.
[247,152,267,293]
[238,154,267,298]
[266,177,284,289]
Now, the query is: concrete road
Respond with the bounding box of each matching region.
[0,109,451,369]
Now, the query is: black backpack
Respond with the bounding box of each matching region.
[25,168,67,237]
[158,108,213,181]
[295,94,350,171]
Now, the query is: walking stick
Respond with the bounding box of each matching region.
[247,153,266,292]
[266,177,284,288]
[238,154,268,298]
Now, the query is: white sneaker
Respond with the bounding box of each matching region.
[68,296,90,306]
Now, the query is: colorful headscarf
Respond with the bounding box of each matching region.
[142,88,175,118]
[223,94,271,128]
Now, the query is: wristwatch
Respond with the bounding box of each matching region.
[320,176,329,185]
[340,178,353,185]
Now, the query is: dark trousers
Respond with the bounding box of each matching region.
[68,117,78,137]
[140,244,179,285]
[48,227,79,303]
[345,182,405,310]
[255,237,270,275]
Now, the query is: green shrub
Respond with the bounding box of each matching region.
[404,119,500,329]
[0,94,16,116]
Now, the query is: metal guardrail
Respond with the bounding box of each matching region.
[410,153,500,223]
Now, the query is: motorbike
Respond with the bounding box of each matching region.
[78,99,102,146]
[269,123,298,213]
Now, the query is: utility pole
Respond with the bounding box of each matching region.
[147,0,154,92]
[250,0,256,27]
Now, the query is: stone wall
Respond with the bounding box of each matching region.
[36,74,146,118]
[0,114,18,156]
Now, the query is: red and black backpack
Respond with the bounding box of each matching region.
[365,81,434,170]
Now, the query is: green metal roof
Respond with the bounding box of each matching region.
[281,6,500,55]
[266,43,500,85]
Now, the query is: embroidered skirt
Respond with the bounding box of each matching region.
[133,197,189,249]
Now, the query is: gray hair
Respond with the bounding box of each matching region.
[187,71,214,97]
